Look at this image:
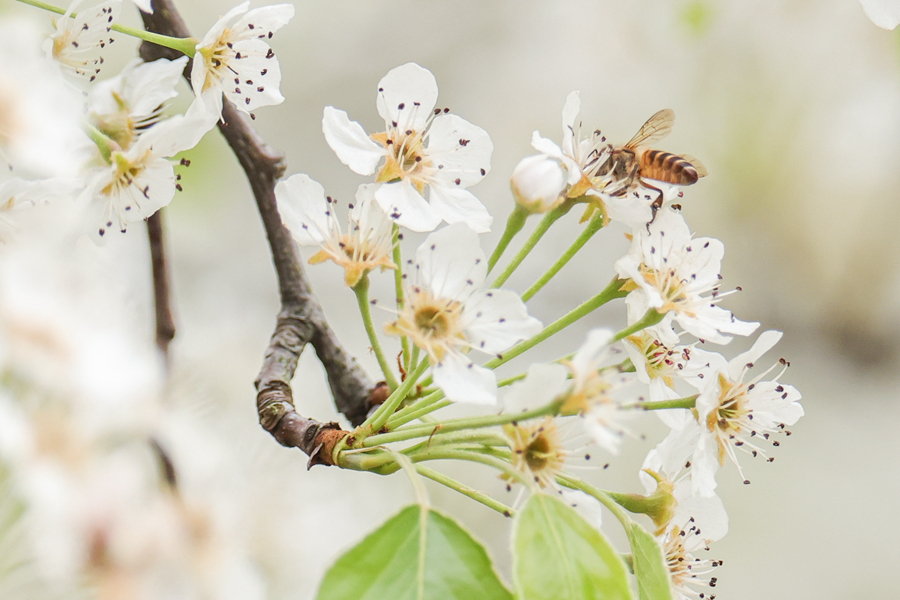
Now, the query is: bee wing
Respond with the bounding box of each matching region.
[679,154,708,177]
[624,109,675,149]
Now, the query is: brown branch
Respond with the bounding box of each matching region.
[139,0,374,463]
[146,210,176,358]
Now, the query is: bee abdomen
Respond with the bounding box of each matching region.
[640,149,698,185]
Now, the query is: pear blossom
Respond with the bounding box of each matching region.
[80,102,215,238]
[503,416,569,490]
[640,450,728,599]
[654,330,803,497]
[276,175,395,287]
[323,63,494,233]
[615,207,759,345]
[89,56,189,149]
[385,223,540,404]
[509,154,567,214]
[860,0,900,29]
[530,91,655,228]
[191,2,294,117]
[503,329,636,454]
[45,0,121,81]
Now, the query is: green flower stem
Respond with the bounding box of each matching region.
[415,465,515,517]
[611,307,665,342]
[364,398,562,448]
[353,276,399,390]
[521,209,606,302]
[401,430,510,455]
[490,203,569,289]
[483,276,629,371]
[391,226,411,370]
[358,358,430,436]
[557,474,633,529]
[388,398,452,429]
[386,389,443,427]
[83,122,114,163]
[623,395,697,411]
[408,447,528,485]
[487,205,529,273]
[336,448,397,473]
[17,0,198,56]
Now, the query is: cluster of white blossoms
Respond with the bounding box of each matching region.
[276,61,804,599]
[0,0,805,593]
[2,0,293,242]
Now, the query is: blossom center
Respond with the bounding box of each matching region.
[373,129,433,191]
[639,265,693,315]
[387,288,466,362]
[505,417,567,489]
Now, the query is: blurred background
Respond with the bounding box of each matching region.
[2,0,899,598]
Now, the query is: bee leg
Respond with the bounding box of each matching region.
[641,180,665,231]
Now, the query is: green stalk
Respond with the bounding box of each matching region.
[359,358,430,436]
[490,203,569,288]
[521,209,606,302]
[388,399,452,429]
[487,205,529,273]
[365,398,562,447]
[611,308,665,342]
[391,225,411,370]
[353,276,399,390]
[623,395,697,411]
[483,276,629,371]
[416,466,515,517]
[83,122,115,163]
[386,389,445,427]
[407,447,528,485]
[17,0,198,56]
[557,474,632,529]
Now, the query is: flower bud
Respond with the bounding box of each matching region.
[510,154,567,214]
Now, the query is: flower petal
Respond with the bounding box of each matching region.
[322,106,384,176]
[502,363,570,413]
[860,0,900,29]
[726,330,782,381]
[275,173,329,245]
[432,351,496,404]
[414,223,486,301]
[427,185,492,233]
[462,289,542,354]
[427,114,492,188]
[375,180,441,232]
[375,62,438,132]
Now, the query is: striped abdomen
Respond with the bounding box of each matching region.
[638,149,699,185]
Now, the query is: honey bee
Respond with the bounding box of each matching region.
[607,109,707,200]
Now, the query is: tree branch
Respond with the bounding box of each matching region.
[139,0,373,463]
[146,210,176,359]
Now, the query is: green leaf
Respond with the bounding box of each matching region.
[513,494,634,600]
[626,522,674,600]
[316,505,512,600]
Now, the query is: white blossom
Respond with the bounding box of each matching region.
[89,56,189,149]
[640,449,728,600]
[510,154,567,214]
[530,91,655,228]
[323,63,494,233]
[191,2,294,117]
[45,0,121,81]
[385,223,540,404]
[615,207,759,345]
[276,175,395,287]
[654,330,803,497]
[80,101,214,239]
[860,0,900,28]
